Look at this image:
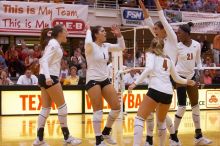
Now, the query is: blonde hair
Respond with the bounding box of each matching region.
[148,38,165,57]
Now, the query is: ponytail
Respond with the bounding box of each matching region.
[40,28,52,50]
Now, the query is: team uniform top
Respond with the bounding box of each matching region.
[175,40,202,79]
[39,39,63,79]
[144,10,178,63]
[85,30,126,83]
[135,52,187,95]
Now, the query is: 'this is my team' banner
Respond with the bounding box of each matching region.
[0,1,88,37]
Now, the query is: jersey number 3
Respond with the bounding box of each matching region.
[187,53,193,60]
[163,59,168,71]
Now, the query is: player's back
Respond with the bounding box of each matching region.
[148,53,173,95]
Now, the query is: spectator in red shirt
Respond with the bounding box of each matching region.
[20,42,29,61]
[33,44,42,59]
[203,69,213,85]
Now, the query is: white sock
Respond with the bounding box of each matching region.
[157,121,166,146]
[192,104,201,130]
[166,115,175,134]
[174,106,186,131]
[93,110,103,136]
[133,116,145,146]
[105,110,120,128]
[146,112,154,137]
[58,103,68,127]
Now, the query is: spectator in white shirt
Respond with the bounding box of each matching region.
[17,68,38,85]
[124,70,140,85]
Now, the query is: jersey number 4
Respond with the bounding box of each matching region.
[187,53,193,60]
[163,59,168,71]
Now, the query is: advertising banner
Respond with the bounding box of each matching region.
[0,1,88,37]
[1,90,82,115]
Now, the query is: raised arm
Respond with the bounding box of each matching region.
[134,53,154,85]
[154,0,178,44]
[139,0,155,37]
[84,24,93,54]
[108,24,126,52]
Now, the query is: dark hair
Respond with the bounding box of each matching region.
[154,21,164,29]
[40,24,64,49]
[91,25,102,41]
[179,22,194,34]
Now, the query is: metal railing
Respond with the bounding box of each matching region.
[74,0,119,9]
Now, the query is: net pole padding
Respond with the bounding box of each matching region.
[133,28,136,67]
[112,51,124,120]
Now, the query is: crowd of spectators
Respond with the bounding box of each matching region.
[119,0,220,13]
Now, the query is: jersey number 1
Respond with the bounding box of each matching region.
[163,59,168,71]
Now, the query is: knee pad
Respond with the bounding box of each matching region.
[192,104,200,115]
[109,110,120,119]
[93,110,103,122]
[40,107,51,118]
[157,121,166,136]
[135,116,145,127]
[166,115,173,127]
[58,103,68,116]
[175,106,186,119]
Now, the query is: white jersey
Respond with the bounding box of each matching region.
[176,40,202,79]
[135,52,187,95]
[144,10,178,63]
[85,30,125,83]
[39,39,63,79]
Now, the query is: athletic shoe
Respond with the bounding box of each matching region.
[95,141,107,146]
[144,141,153,146]
[169,139,182,146]
[33,138,49,146]
[194,137,212,145]
[64,135,82,146]
[103,134,117,145]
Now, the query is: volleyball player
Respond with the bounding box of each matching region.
[139,0,181,145]
[174,22,212,145]
[129,38,195,146]
[33,25,81,146]
[85,24,125,146]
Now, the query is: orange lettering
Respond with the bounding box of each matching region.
[29,95,36,111]
[86,95,92,109]
[128,93,134,108]
[51,102,56,110]
[135,94,141,108]
[37,95,42,110]
[20,95,28,111]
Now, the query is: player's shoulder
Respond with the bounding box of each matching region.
[191,40,201,50]
[192,39,200,45]
[145,52,155,57]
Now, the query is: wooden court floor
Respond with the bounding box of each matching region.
[0,111,220,146]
